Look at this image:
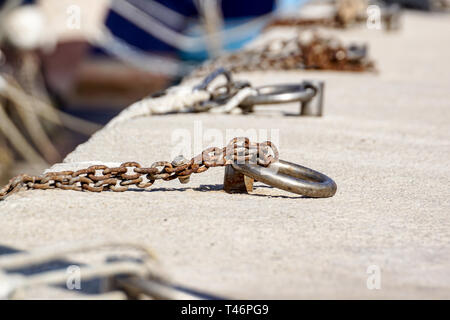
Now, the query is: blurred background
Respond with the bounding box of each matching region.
[0,0,448,183]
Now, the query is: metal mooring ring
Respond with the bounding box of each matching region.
[239,84,316,107]
[193,67,233,93]
[231,160,337,198]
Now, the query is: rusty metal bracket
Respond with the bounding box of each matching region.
[223,160,337,198]
[300,81,324,116]
[223,165,254,194]
[381,3,401,31]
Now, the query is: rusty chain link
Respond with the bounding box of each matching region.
[0,138,279,201]
[187,33,374,79]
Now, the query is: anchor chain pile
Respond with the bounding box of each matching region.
[188,32,375,79]
[0,138,279,201]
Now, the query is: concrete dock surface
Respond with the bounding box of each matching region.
[0,11,449,299]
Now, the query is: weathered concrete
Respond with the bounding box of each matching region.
[0,11,449,299]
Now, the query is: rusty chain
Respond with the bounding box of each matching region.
[187,32,374,79]
[265,16,347,29]
[0,138,279,201]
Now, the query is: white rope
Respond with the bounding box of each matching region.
[96,28,194,77]
[0,261,153,299]
[0,74,101,135]
[106,84,211,128]
[0,101,46,165]
[0,241,159,299]
[195,0,225,58]
[110,0,273,52]
[126,0,187,30]
[0,241,198,300]
[106,83,258,128]
[208,87,257,114]
[0,241,157,269]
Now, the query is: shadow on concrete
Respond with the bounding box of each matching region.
[0,244,105,295]
[129,184,305,199]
